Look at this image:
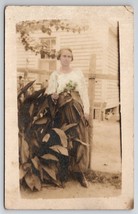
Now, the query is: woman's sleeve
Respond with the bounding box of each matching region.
[78,71,90,115]
[46,72,57,95]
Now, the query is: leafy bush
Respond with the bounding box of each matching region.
[18,81,82,191]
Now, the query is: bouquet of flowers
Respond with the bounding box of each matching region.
[63,80,77,92]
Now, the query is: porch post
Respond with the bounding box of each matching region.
[88,54,96,169]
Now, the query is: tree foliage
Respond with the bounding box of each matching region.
[16,19,88,58]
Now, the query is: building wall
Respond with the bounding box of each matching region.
[16,21,119,110]
[106,27,119,109]
[16,37,39,69]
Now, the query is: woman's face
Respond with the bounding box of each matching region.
[59,49,73,67]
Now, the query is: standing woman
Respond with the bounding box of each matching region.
[46,48,90,187]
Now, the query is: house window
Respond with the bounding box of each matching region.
[40,37,56,59]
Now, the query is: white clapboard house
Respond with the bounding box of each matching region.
[17,20,120,121]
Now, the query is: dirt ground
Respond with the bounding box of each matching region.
[92,119,121,173]
[21,179,121,199]
[21,119,122,199]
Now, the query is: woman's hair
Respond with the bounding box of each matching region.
[57,48,73,61]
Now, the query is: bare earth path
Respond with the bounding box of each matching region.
[21,180,121,199]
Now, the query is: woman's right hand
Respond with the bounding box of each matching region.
[51,93,59,100]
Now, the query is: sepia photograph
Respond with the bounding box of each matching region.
[5,6,134,209]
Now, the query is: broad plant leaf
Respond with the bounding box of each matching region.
[31,156,40,170]
[52,128,68,147]
[25,171,41,191]
[41,154,59,162]
[33,88,46,99]
[31,138,39,148]
[58,97,72,108]
[34,117,47,125]
[19,165,28,180]
[76,144,85,164]
[74,138,88,146]
[18,80,35,98]
[50,145,68,156]
[35,98,49,118]
[22,162,32,171]
[43,172,51,181]
[39,166,44,181]
[42,134,50,143]
[67,141,73,150]
[20,137,29,164]
[29,103,34,116]
[61,123,77,132]
[41,164,57,181]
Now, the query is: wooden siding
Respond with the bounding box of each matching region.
[59,31,104,74]
[16,23,119,110]
[105,28,119,108]
[16,38,39,69]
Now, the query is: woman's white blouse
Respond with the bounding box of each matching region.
[46,69,90,114]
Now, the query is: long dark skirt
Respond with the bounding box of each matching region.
[54,92,89,173]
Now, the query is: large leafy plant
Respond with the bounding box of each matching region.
[18,81,85,191]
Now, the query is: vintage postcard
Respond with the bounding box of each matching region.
[5,6,134,209]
